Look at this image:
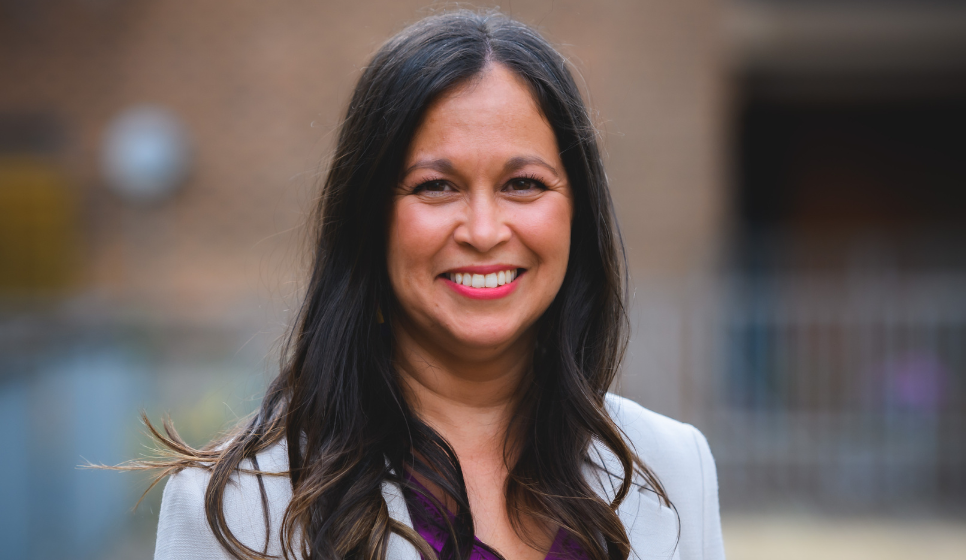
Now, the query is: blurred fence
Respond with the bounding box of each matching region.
[707,271,966,511]
[0,315,273,559]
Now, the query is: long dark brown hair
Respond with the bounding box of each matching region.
[122,10,671,560]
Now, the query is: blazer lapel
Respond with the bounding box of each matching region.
[382,479,421,560]
[585,440,681,560]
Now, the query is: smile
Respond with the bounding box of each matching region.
[439,267,524,300]
[446,268,519,288]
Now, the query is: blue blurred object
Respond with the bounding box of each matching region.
[101,105,192,203]
[0,348,147,560]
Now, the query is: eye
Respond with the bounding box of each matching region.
[504,176,546,193]
[413,180,454,194]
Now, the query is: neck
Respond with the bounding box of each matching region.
[392,319,533,449]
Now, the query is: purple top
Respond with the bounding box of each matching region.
[403,476,588,560]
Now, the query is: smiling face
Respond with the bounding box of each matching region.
[387,63,573,358]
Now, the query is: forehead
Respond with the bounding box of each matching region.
[406,64,559,163]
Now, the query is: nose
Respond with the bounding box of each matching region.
[453,191,511,252]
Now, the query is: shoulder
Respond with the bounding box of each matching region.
[604,393,712,473]
[603,393,725,560]
[155,442,293,560]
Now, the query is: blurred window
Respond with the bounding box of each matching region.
[0,115,78,296]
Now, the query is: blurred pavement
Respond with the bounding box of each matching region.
[723,514,966,560]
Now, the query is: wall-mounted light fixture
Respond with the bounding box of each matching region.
[101,105,192,203]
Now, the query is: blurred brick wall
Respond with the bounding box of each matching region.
[0,0,725,323]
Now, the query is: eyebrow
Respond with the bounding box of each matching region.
[400,156,561,179]
[503,156,560,178]
[400,158,457,178]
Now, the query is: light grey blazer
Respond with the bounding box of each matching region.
[154,394,725,560]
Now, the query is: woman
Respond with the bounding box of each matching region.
[146,10,724,560]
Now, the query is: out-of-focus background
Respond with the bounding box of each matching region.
[1,0,964,558]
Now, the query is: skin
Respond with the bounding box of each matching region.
[387,63,573,560]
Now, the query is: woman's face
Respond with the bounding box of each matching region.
[387,63,573,356]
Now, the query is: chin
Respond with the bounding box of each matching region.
[444,322,529,350]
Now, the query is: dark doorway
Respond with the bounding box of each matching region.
[734,89,966,273]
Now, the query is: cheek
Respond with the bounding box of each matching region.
[510,197,572,271]
[387,201,452,282]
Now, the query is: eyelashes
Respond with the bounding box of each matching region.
[409,174,548,194]
[411,179,452,194]
[504,173,547,192]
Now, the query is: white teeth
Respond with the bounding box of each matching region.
[448,269,519,288]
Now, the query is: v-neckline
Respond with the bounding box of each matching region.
[401,471,587,560]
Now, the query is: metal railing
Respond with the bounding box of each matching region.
[705,272,966,510]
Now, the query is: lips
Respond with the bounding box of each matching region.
[437,266,525,300]
[445,268,519,289]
